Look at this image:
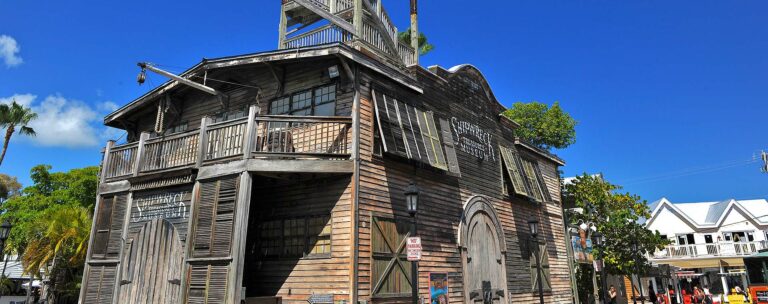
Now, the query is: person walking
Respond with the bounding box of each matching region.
[609,285,618,304]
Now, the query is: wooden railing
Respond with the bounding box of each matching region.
[100,107,353,180]
[650,241,768,259]
[141,132,199,172]
[253,115,351,157]
[103,143,138,179]
[284,25,354,49]
[398,41,416,66]
[204,118,248,161]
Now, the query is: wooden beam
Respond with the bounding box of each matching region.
[98,180,131,194]
[196,159,354,180]
[292,0,356,34]
[132,132,150,177]
[140,63,221,96]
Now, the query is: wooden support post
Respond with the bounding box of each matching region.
[100,140,115,183]
[353,0,363,39]
[329,0,337,14]
[133,132,150,177]
[410,0,419,65]
[229,172,253,304]
[196,117,212,168]
[242,105,257,160]
[278,2,288,49]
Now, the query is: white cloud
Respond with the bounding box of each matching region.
[97,101,119,112]
[0,94,114,148]
[0,35,23,68]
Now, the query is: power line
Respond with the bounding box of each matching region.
[618,158,759,186]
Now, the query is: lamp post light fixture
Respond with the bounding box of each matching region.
[594,232,608,304]
[404,182,420,304]
[528,217,545,304]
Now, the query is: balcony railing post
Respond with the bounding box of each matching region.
[196,117,212,167]
[242,105,258,160]
[100,140,115,183]
[133,132,150,176]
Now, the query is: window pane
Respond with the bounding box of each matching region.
[291,91,312,110]
[283,218,305,257]
[308,216,331,255]
[259,220,281,258]
[290,108,311,116]
[314,85,336,105]
[270,97,290,115]
[314,102,335,116]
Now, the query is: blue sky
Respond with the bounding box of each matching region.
[0,0,765,202]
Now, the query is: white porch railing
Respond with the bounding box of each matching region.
[651,241,768,259]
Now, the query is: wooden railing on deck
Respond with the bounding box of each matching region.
[253,115,351,157]
[103,143,138,179]
[141,132,199,172]
[100,108,353,180]
[283,25,354,49]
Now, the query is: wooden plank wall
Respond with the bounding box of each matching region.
[125,58,355,140]
[354,63,572,303]
[243,174,353,303]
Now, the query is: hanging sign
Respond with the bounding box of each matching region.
[407,236,422,261]
[450,117,495,161]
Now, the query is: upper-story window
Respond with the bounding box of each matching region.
[499,146,550,203]
[723,231,754,242]
[676,234,695,245]
[269,84,337,116]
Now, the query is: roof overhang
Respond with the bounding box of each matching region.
[514,138,566,166]
[646,198,768,229]
[105,43,424,125]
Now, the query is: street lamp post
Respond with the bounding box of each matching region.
[0,220,12,294]
[594,232,608,304]
[405,182,420,304]
[630,241,646,304]
[529,217,545,304]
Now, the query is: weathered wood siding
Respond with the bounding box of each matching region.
[243,175,352,303]
[355,63,572,303]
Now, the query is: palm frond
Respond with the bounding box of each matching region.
[18,126,35,136]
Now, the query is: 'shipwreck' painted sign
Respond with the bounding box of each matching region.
[131,191,191,223]
[451,117,495,161]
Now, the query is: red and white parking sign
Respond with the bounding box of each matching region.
[407,237,422,261]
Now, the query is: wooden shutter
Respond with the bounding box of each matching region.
[186,264,229,304]
[530,243,551,293]
[439,118,461,175]
[193,176,239,258]
[373,90,407,156]
[371,217,412,296]
[499,146,529,196]
[83,265,117,304]
[91,194,128,259]
[397,100,423,161]
[416,110,446,170]
[521,158,545,202]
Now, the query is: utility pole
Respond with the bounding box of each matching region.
[761,150,767,173]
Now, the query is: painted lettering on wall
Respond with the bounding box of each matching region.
[450,117,495,161]
[131,191,190,223]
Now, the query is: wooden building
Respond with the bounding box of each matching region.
[79,1,573,303]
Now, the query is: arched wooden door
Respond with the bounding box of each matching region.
[118,219,184,304]
[460,197,508,304]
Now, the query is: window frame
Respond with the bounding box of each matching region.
[256,214,333,260]
[269,83,338,116]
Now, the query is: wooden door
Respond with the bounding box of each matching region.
[118,219,184,304]
[464,212,506,304]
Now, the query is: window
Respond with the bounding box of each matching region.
[676,234,695,245]
[371,217,412,297]
[748,232,755,242]
[257,215,332,259]
[212,107,247,123]
[269,84,337,116]
[521,158,547,203]
[705,235,713,244]
[499,145,529,197]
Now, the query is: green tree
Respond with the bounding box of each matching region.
[502,101,576,150]
[397,28,434,55]
[0,174,22,202]
[0,100,37,166]
[0,165,98,302]
[564,174,668,276]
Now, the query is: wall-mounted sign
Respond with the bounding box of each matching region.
[407,236,422,261]
[131,191,191,223]
[429,273,449,304]
[450,117,495,161]
[571,229,594,263]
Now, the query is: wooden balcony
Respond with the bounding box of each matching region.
[100,107,353,181]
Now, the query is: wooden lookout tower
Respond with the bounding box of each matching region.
[278,0,419,67]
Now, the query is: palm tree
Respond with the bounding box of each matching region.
[0,100,37,166]
[397,28,434,55]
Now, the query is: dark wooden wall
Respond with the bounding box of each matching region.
[354,63,572,303]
